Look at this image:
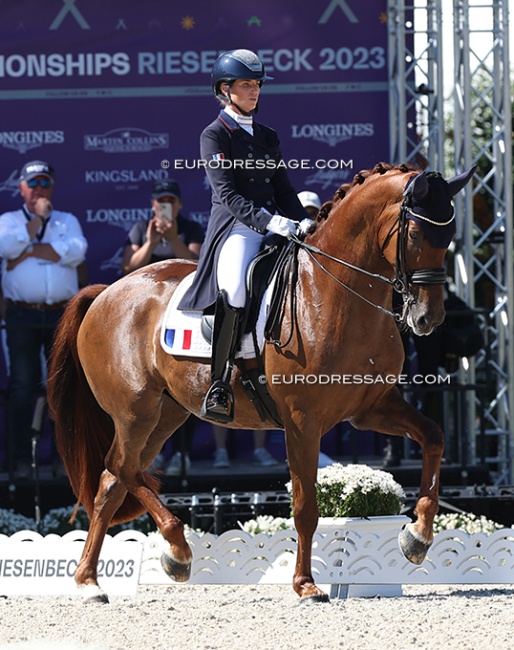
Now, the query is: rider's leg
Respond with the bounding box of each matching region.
[201,223,263,423]
[201,290,244,422]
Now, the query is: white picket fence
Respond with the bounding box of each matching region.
[4,521,513,592]
[140,525,514,588]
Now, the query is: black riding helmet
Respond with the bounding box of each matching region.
[211,49,273,114]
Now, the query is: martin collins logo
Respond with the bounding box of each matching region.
[84,127,169,153]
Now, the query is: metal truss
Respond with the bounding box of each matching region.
[388,0,513,482]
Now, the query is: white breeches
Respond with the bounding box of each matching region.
[217,220,265,308]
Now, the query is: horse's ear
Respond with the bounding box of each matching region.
[408,171,430,202]
[447,165,477,197]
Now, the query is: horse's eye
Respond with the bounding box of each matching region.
[408,229,420,241]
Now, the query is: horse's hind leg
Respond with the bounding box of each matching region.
[75,470,128,603]
[127,482,192,582]
[77,405,193,602]
[109,404,193,584]
[352,387,445,565]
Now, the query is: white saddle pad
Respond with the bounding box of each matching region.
[160,271,277,359]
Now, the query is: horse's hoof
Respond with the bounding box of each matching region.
[161,550,191,582]
[300,593,331,605]
[398,524,432,565]
[79,584,110,604]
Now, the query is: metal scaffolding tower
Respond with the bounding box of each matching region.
[387,0,513,483]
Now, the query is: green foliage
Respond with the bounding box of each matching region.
[287,463,404,519]
[317,485,402,518]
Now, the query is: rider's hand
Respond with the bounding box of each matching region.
[265,215,298,239]
[298,218,314,236]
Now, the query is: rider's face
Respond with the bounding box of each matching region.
[223,79,261,114]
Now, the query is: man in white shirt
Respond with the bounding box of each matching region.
[0,160,88,479]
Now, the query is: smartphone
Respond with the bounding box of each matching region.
[154,202,172,224]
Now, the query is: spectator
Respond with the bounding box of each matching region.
[121,178,203,274]
[0,160,88,479]
[211,425,281,468]
[297,190,322,218]
[121,179,204,476]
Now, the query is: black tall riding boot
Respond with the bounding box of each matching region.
[201,290,245,424]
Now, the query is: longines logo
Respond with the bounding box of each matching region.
[85,207,153,231]
[291,122,373,147]
[84,127,169,153]
[0,130,64,154]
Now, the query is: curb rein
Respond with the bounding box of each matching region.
[266,190,447,348]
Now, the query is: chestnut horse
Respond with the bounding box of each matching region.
[47,162,475,603]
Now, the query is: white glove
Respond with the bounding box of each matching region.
[265,214,298,238]
[298,218,314,235]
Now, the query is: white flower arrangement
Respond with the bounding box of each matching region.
[0,505,154,536]
[0,478,507,539]
[239,514,294,535]
[287,463,405,518]
[433,511,504,535]
[0,509,37,536]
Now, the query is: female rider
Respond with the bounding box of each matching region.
[179,49,311,423]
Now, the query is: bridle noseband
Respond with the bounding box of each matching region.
[393,191,447,311]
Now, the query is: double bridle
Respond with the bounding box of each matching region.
[293,192,447,324]
[265,187,450,348]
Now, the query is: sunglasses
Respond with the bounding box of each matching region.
[26,178,52,189]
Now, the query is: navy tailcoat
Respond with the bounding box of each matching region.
[178,110,309,312]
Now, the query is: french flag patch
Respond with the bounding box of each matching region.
[212,153,225,161]
[164,329,193,350]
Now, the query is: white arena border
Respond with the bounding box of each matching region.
[3,525,514,588]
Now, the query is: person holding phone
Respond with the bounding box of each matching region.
[121,179,204,476]
[121,179,204,275]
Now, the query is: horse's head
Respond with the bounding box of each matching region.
[394,165,477,335]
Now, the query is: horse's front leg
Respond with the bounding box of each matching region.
[352,387,445,564]
[285,421,330,604]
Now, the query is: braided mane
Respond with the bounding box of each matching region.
[315,162,421,223]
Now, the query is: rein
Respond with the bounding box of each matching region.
[266,192,447,348]
[289,234,400,320]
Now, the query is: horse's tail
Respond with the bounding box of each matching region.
[47,284,159,525]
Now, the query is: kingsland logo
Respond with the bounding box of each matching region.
[0,130,64,154]
[291,123,373,147]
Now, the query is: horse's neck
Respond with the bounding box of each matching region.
[308,207,391,280]
[297,204,397,321]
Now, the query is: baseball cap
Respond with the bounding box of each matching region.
[152,179,181,200]
[298,191,321,211]
[19,160,55,183]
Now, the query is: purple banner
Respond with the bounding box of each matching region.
[0,1,390,464]
[0,0,389,285]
